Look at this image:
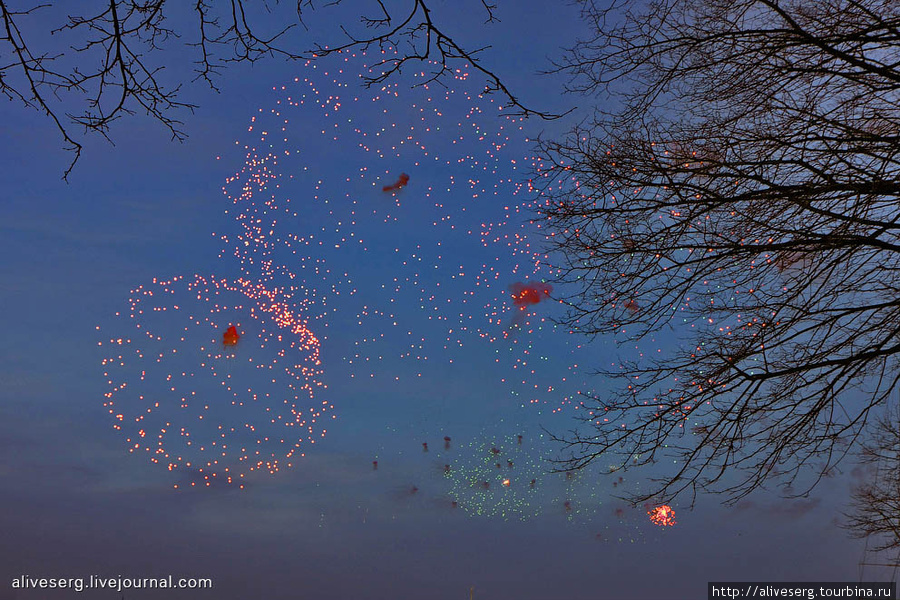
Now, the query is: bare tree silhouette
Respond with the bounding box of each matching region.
[0,0,561,179]
[534,0,900,505]
[845,400,900,554]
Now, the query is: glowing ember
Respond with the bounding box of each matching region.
[222,324,240,346]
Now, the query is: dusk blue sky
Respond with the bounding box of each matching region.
[0,2,886,599]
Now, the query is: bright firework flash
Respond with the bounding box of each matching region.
[648,504,677,527]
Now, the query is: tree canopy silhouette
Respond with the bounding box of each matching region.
[844,401,900,554]
[535,0,900,505]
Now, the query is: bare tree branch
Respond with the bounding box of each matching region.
[0,0,560,180]
[308,0,569,120]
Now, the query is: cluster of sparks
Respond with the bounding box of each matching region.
[374,427,620,524]
[443,432,550,520]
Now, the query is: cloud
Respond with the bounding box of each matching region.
[732,498,822,519]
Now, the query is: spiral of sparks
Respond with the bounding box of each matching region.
[99,274,332,488]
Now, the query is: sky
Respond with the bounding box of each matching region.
[0,2,890,599]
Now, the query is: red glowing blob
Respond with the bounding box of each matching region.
[509,282,553,308]
[382,173,410,192]
[222,325,240,346]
